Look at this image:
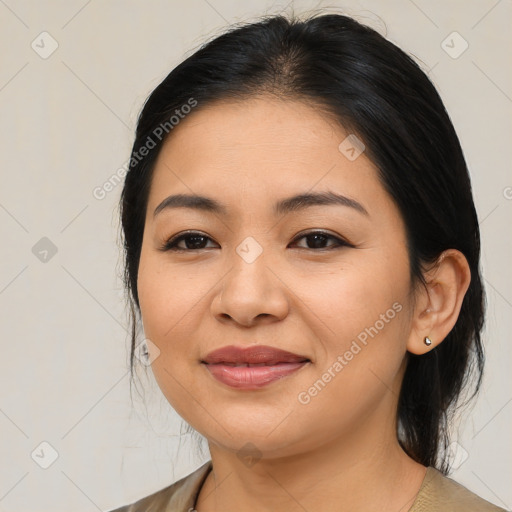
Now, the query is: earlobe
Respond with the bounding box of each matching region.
[406,249,471,355]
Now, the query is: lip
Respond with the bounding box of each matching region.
[201,345,311,390]
[202,345,309,365]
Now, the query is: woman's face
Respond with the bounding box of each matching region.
[137,96,416,458]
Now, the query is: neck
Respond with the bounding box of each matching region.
[195,418,427,512]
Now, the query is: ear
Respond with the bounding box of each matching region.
[406,249,471,355]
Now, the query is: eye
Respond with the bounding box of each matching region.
[159,229,352,252]
[159,231,218,252]
[289,230,352,250]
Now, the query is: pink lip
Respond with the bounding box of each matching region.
[201,345,310,389]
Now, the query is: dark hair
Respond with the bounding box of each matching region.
[119,12,485,474]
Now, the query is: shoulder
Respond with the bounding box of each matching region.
[410,466,509,512]
[106,461,212,512]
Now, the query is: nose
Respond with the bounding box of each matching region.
[211,251,290,327]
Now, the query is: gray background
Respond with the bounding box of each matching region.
[0,1,510,511]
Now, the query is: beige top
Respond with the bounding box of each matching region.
[108,460,508,512]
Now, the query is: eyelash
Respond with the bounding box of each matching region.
[159,230,353,252]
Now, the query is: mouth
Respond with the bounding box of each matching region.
[211,362,300,367]
[201,345,311,389]
[202,344,310,365]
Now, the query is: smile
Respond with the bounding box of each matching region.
[202,361,309,389]
[201,345,310,389]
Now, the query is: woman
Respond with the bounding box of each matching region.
[108,11,507,512]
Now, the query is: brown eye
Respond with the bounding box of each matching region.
[290,230,352,250]
[159,229,352,252]
[159,231,218,252]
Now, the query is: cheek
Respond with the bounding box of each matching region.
[134,235,413,449]
[136,251,216,413]
[297,249,412,408]
[300,251,410,348]
[291,299,409,448]
[137,250,212,345]
[137,270,197,417]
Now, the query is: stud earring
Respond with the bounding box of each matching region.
[424,336,433,346]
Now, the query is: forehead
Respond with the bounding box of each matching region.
[158,96,346,161]
[146,96,387,217]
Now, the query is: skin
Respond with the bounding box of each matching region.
[136,96,471,512]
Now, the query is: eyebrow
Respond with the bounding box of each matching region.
[153,190,369,218]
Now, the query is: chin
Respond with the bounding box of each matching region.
[198,414,308,454]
